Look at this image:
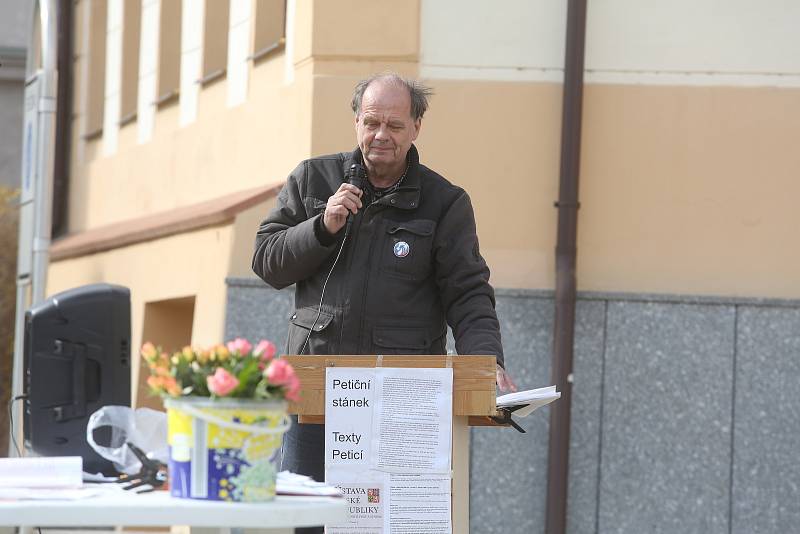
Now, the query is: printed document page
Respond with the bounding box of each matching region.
[388,473,451,534]
[371,367,453,474]
[325,367,454,534]
[326,466,385,534]
[325,368,377,470]
[326,368,385,534]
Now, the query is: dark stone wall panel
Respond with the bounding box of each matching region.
[469,295,553,534]
[598,302,735,534]
[567,301,607,534]
[224,280,800,534]
[224,278,294,350]
[732,307,800,534]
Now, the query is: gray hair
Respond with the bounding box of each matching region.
[350,73,433,121]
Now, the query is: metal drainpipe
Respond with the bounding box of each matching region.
[545,0,588,533]
[9,0,59,457]
[52,0,73,238]
[28,0,58,307]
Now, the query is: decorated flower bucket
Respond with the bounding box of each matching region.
[164,397,290,502]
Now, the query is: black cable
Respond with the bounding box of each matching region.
[299,164,366,355]
[299,224,351,355]
[8,394,27,456]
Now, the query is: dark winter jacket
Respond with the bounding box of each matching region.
[252,145,504,366]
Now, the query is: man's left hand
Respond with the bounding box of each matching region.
[496,365,518,393]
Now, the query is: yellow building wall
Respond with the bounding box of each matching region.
[53,0,800,374]
[579,83,800,298]
[46,195,277,405]
[417,80,800,299]
[68,58,313,232]
[47,225,235,404]
[309,75,800,298]
[303,0,800,299]
[62,76,800,307]
[229,197,280,279]
[311,0,419,61]
[420,81,563,291]
[44,0,800,410]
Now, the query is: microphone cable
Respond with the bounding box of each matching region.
[299,164,367,355]
[7,394,27,456]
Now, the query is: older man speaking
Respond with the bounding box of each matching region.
[252,73,515,513]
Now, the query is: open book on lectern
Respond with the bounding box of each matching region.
[496,385,561,418]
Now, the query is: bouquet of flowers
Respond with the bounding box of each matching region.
[141,338,300,401]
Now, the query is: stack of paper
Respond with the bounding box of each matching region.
[277,471,342,497]
[0,456,103,500]
[0,456,83,488]
[496,385,561,417]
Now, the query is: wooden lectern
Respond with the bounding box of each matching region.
[283,354,501,534]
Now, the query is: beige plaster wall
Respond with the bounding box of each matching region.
[420,81,563,291]
[306,74,800,298]
[229,197,279,279]
[68,55,313,233]
[423,81,800,298]
[47,224,236,403]
[59,0,800,329]
[579,83,800,298]
[311,0,419,61]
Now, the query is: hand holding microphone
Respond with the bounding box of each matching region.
[322,164,367,234]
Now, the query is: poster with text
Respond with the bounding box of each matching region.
[325,367,452,534]
[371,367,453,474]
[325,368,376,469]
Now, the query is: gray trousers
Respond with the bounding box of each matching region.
[280,415,326,534]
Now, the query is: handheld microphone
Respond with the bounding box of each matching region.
[344,163,367,234]
[345,163,367,190]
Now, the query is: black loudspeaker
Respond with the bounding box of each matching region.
[23,283,131,475]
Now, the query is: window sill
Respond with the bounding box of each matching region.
[118,111,137,127]
[197,68,226,87]
[154,89,179,108]
[249,39,285,64]
[82,127,103,141]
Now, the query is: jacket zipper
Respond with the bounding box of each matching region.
[340,206,363,353]
[357,209,371,354]
[356,199,381,354]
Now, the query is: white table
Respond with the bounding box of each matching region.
[0,488,347,534]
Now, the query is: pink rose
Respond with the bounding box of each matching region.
[266,359,295,385]
[207,368,240,396]
[253,340,277,361]
[265,360,301,401]
[285,375,301,402]
[226,338,253,355]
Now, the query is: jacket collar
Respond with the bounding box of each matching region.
[345,145,421,211]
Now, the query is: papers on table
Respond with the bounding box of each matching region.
[0,456,340,501]
[277,471,342,497]
[496,385,561,417]
[0,456,109,500]
[0,487,107,500]
[0,456,83,488]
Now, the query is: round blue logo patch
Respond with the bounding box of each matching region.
[393,241,410,258]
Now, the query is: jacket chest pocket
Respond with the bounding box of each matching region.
[380,219,436,280]
[287,306,334,355]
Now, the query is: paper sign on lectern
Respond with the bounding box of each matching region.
[325,367,453,534]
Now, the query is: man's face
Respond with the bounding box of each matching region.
[355,81,421,178]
